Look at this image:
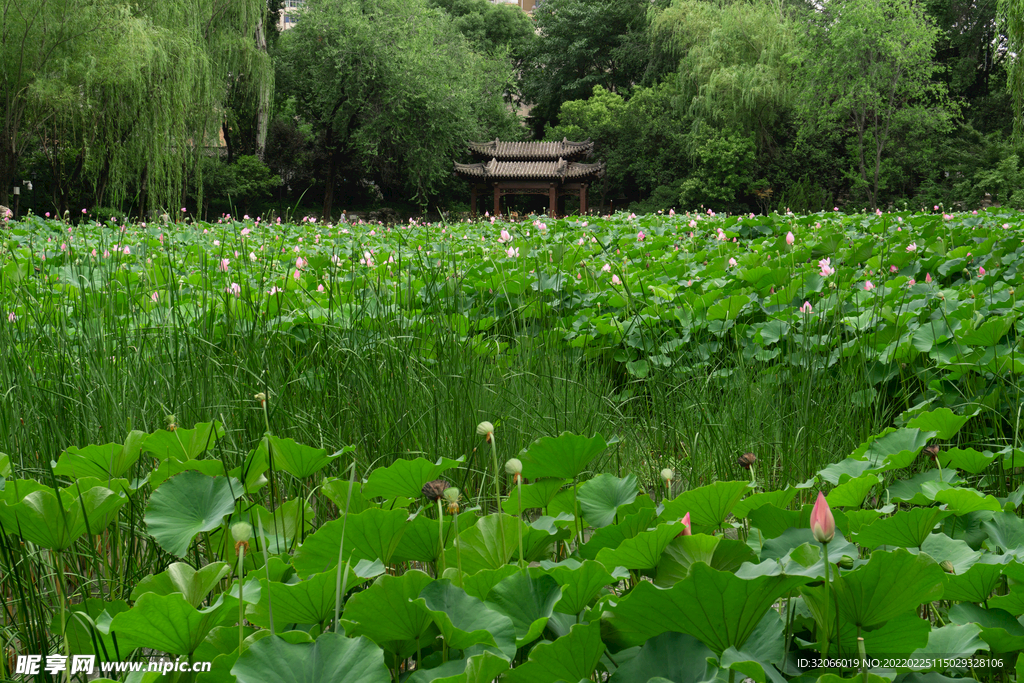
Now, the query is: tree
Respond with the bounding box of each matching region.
[521,0,651,132]
[999,0,1024,142]
[0,0,272,213]
[275,0,519,216]
[796,0,957,208]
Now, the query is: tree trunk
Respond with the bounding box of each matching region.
[323,129,337,219]
[255,16,271,161]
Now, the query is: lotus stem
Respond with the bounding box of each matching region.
[237,545,245,654]
[334,461,357,632]
[488,432,506,556]
[453,509,463,585]
[517,476,525,571]
[821,541,831,660]
[437,498,445,577]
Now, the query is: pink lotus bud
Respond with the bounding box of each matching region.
[786,231,795,246]
[677,511,692,537]
[979,267,986,276]
[810,492,835,544]
[800,301,812,314]
[925,272,932,283]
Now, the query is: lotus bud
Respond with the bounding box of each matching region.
[810,492,835,544]
[676,511,692,538]
[940,560,955,574]
[837,556,854,569]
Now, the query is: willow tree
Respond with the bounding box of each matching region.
[0,0,272,213]
[1002,0,1024,143]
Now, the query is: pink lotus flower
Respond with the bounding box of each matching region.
[219,258,230,272]
[800,301,812,314]
[810,492,835,543]
[818,258,834,277]
[295,256,307,269]
[906,243,917,252]
[293,270,301,281]
[506,246,519,258]
[601,264,611,273]
[979,267,986,276]
[908,279,916,286]
[637,231,646,241]
[889,265,898,273]
[863,280,875,291]
[498,229,511,243]
[227,282,241,297]
[728,257,737,267]
[677,512,692,537]
[7,312,15,323]
[786,231,795,246]
[241,228,251,236]
[669,209,675,216]
[317,284,325,293]
[269,286,282,295]
[150,292,159,302]
[611,274,622,285]
[122,246,130,255]
[925,272,932,284]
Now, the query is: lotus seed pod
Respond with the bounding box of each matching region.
[660,468,674,482]
[231,522,253,543]
[476,421,494,436]
[940,560,955,574]
[443,487,461,504]
[505,458,523,475]
[422,479,449,501]
[254,392,266,402]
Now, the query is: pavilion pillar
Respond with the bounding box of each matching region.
[470,185,478,218]
[580,183,588,215]
[549,183,557,218]
[493,184,501,217]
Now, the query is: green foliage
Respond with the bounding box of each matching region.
[678,130,758,211]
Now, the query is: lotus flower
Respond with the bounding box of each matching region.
[786,231,795,245]
[677,512,692,537]
[863,280,875,291]
[925,272,932,283]
[800,301,812,314]
[810,492,835,544]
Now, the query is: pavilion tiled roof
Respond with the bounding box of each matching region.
[453,158,605,181]
[466,138,594,161]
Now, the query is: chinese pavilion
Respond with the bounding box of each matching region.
[454,139,605,217]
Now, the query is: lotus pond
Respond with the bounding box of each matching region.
[0,209,1023,681]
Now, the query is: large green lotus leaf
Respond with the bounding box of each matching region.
[232,632,390,683]
[543,559,616,615]
[142,421,225,461]
[989,587,1024,615]
[956,314,1015,346]
[655,534,757,587]
[748,504,805,539]
[247,562,382,630]
[149,458,230,490]
[603,563,812,654]
[501,478,566,514]
[911,623,988,662]
[609,631,715,683]
[659,480,751,530]
[759,528,856,563]
[131,562,231,608]
[816,458,875,486]
[942,561,1005,602]
[247,498,315,553]
[833,612,930,659]
[859,428,935,470]
[981,511,1024,553]
[595,521,685,571]
[485,572,562,647]
[938,448,998,474]
[833,548,945,629]
[265,435,344,479]
[342,570,435,654]
[888,470,962,505]
[443,513,524,575]
[905,407,972,440]
[61,598,131,659]
[933,487,1002,514]
[517,432,608,480]
[416,579,517,658]
[732,489,799,519]
[54,431,145,479]
[504,621,604,683]
[144,472,241,557]
[362,456,461,500]
[826,474,879,508]
[320,479,368,514]
[292,508,408,578]
[109,592,224,655]
[942,509,997,550]
[948,603,1024,652]
[852,508,952,549]
[458,566,519,601]
[918,532,982,573]
[579,507,657,560]
[407,650,510,683]
[576,473,638,528]
[14,485,125,550]
[391,510,478,565]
